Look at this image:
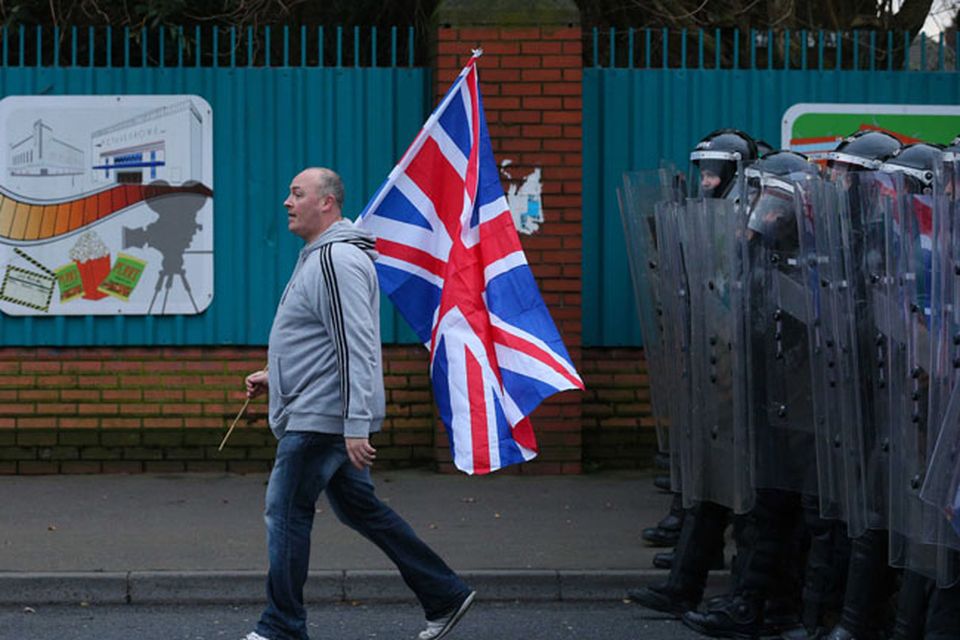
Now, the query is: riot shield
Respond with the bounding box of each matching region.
[617,170,677,460]
[925,158,958,479]
[881,176,933,552]
[679,196,754,514]
[835,171,896,536]
[921,342,960,587]
[884,177,947,579]
[923,152,960,548]
[798,176,870,532]
[654,199,693,496]
[745,173,818,495]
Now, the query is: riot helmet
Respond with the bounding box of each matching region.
[825,129,902,178]
[690,128,758,198]
[755,139,775,157]
[880,142,944,195]
[745,150,817,248]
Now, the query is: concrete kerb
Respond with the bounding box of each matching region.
[0,569,732,606]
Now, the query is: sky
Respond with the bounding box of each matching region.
[920,0,958,35]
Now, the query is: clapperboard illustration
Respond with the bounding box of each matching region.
[0,248,56,312]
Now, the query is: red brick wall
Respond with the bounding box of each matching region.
[434,25,584,474]
[580,347,657,470]
[0,344,655,474]
[0,346,438,474]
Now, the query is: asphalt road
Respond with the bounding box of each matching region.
[0,600,705,640]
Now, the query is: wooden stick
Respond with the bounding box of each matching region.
[219,365,267,451]
[218,396,251,451]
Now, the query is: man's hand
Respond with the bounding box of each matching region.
[345,437,377,470]
[245,369,269,399]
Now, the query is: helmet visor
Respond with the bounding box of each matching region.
[747,177,798,247]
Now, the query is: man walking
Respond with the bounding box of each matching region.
[242,167,475,640]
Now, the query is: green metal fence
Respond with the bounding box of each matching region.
[583,27,960,347]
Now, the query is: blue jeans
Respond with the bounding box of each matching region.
[256,431,472,640]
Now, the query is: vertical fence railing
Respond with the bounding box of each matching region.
[0,25,419,68]
[583,27,960,347]
[587,27,958,72]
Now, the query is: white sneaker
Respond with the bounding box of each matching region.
[243,632,270,640]
[418,591,476,640]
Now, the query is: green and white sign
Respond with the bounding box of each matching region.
[781,103,960,159]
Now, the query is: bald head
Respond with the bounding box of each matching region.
[301,167,345,211]
[284,167,346,243]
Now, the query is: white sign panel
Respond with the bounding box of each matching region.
[0,95,214,316]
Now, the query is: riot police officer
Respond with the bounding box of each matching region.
[628,128,758,617]
[681,150,825,639]
[817,130,903,640]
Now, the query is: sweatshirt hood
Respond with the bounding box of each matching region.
[301,218,378,262]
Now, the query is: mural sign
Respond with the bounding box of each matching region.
[0,95,214,316]
[782,103,960,158]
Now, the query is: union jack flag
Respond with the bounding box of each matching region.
[356,52,584,474]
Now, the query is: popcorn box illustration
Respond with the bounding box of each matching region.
[70,231,111,300]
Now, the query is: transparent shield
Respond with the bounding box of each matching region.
[805,176,872,533]
[914,156,960,587]
[680,196,754,513]
[841,171,895,535]
[887,181,943,577]
[922,154,960,523]
[746,177,817,494]
[617,169,677,458]
[654,199,692,495]
[925,158,958,471]
[818,172,893,536]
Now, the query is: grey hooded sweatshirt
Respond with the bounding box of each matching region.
[267,219,385,440]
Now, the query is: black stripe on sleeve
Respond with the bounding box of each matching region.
[320,245,351,418]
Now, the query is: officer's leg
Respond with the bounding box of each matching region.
[628,500,729,618]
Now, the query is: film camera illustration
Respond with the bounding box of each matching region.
[122,180,213,314]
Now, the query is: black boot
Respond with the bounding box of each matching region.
[642,493,684,547]
[641,526,679,546]
[695,490,800,639]
[654,474,672,492]
[799,494,850,636]
[627,581,699,618]
[653,546,724,571]
[828,529,898,640]
[653,551,673,569]
[889,570,933,640]
[629,501,729,616]
[763,594,805,637]
[681,592,764,639]
[925,570,960,640]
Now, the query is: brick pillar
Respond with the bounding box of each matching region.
[434,0,583,474]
